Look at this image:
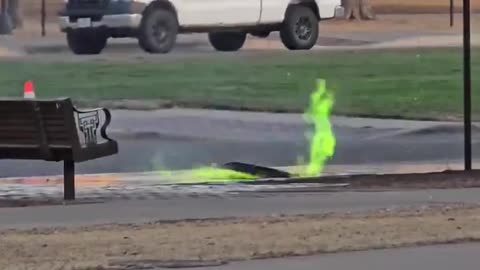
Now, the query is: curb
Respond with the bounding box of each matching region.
[74,99,476,123]
[22,41,208,54]
[74,99,303,113]
[366,123,480,140]
[109,129,214,141]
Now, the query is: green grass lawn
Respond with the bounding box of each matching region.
[0,48,476,119]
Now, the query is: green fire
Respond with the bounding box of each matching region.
[153,79,335,183]
[302,79,336,177]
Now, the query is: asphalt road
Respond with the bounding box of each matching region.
[190,244,480,270]
[0,124,472,178]
[2,188,479,229]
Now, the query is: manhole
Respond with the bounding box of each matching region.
[222,162,291,178]
[110,259,228,269]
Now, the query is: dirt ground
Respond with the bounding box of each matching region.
[21,0,480,19]
[2,204,480,270]
[14,13,479,42]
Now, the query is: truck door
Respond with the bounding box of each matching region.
[217,0,261,25]
[177,0,261,26]
[259,0,291,23]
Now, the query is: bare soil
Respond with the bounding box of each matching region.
[322,14,480,33]
[2,204,480,270]
[21,0,480,19]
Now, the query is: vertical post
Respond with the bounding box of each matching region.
[450,0,454,27]
[463,0,472,170]
[41,0,46,36]
[64,160,76,200]
[0,0,12,34]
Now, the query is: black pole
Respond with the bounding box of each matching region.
[41,0,46,37]
[463,0,472,170]
[41,0,46,36]
[450,0,454,27]
[0,0,12,35]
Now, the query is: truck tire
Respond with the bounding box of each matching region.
[208,32,246,52]
[67,30,107,55]
[138,8,178,54]
[280,5,319,50]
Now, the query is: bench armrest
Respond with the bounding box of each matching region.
[73,107,114,142]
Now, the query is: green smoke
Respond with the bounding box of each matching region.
[302,79,336,176]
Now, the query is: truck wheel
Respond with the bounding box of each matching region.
[208,32,246,52]
[280,5,319,50]
[138,8,178,54]
[67,30,107,55]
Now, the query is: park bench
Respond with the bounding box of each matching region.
[0,98,118,200]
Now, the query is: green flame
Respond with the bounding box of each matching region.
[152,79,336,183]
[302,79,336,177]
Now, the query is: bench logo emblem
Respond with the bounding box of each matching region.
[78,112,99,145]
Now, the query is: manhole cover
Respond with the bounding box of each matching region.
[110,259,228,269]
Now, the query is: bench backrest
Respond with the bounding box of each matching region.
[0,98,80,160]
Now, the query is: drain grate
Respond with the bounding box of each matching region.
[109,259,228,269]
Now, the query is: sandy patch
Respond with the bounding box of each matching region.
[0,36,26,58]
[0,47,20,58]
[2,204,480,270]
[322,14,480,34]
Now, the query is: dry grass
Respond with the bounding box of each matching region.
[2,205,480,270]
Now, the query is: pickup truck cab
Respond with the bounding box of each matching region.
[59,0,344,55]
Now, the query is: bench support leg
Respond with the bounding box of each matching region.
[64,160,75,201]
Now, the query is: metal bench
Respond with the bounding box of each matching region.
[0,98,118,200]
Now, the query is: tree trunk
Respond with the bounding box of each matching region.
[342,0,376,20]
[7,0,23,29]
[359,0,376,20]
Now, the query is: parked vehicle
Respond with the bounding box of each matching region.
[58,0,344,55]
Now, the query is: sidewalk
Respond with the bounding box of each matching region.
[2,188,480,229]
[187,244,480,270]
[0,160,475,204]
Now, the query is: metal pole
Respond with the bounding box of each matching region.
[450,0,454,27]
[41,0,46,36]
[0,0,12,35]
[463,0,472,170]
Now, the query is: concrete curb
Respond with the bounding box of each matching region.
[366,124,480,140]
[109,123,477,141]
[74,99,474,123]
[75,99,303,113]
[23,41,208,54]
[109,129,216,141]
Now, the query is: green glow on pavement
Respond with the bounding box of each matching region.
[156,167,256,184]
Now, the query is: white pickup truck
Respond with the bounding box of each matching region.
[58,0,344,55]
